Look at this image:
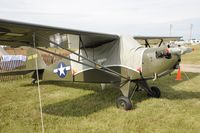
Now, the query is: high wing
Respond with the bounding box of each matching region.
[0,19,126,80]
[134,36,182,47]
[0,19,119,48]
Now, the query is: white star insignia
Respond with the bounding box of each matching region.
[53,63,71,78]
[58,63,65,76]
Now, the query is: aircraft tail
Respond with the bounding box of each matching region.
[0,47,46,77]
[26,47,46,70]
[25,47,47,81]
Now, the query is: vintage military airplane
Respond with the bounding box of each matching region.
[0,19,192,110]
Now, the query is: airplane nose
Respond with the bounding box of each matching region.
[142,47,182,78]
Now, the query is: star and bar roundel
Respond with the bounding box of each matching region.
[53,62,71,78]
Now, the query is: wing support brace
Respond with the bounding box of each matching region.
[35,33,129,81]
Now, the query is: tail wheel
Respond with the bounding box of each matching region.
[116,96,132,110]
[148,86,161,98]
[31,79,37,84]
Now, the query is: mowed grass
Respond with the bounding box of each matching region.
[0,72,200,133]
[182,45,200,64]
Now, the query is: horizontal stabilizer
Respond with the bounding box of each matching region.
[0,69,35,76]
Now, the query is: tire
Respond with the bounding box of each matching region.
[148,86,161,98]
[31,79,36,84]
[116,96,132,110]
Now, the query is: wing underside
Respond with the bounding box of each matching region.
[0,19,128,81]
[0,19,119,48]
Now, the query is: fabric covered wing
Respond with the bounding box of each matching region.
[0,19,119,48]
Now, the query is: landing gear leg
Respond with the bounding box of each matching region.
[116,81,138,110]
[135,69,161,98]
[136,80,161,98]
[148,86,161,98]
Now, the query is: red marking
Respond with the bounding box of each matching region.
[137,67,141,72]
[71,68,77,75]
[165,48,169,53]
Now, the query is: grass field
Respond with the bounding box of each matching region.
[0,72,200,133]
[182,45,200,64]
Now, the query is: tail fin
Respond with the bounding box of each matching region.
[26,47,46,70]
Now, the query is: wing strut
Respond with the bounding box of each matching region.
[32,33,44,133]
[35,33,129,80]
[158,39,164,47]
[145,39,150,48]
[80,36,88,58]
[37,47,126,80]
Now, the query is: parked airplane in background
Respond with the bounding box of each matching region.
[174,38,200,46]
[0,19,192,110]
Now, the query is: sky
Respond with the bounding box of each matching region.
[0,0,199,39]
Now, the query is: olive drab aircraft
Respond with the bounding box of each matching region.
[0,19,192,110]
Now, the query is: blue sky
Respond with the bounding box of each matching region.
[0,0,199,39]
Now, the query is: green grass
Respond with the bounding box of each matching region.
[182,45,200,64]
[0,72,200,133]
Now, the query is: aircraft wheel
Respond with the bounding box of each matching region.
[31,79,37,84]
[148,86,161,98]
[116,96,132,110]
